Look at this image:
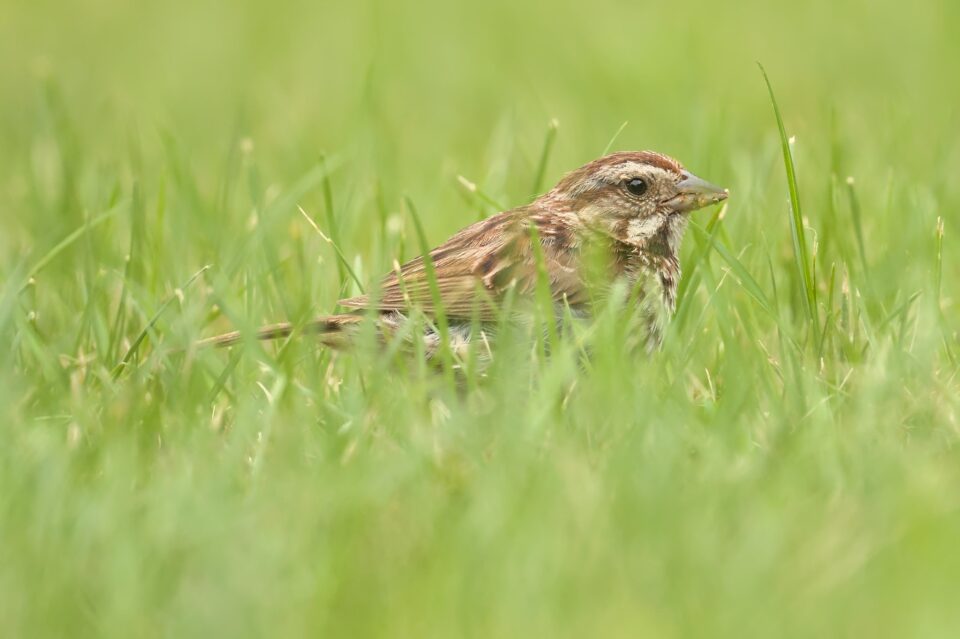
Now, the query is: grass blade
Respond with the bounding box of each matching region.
[526,224,559,351]
[758,63,818,334]
[298,205,365,295]
[457,175,507,214]
[845,176,869,277]
[688,221,775,319]
[319,153,347,292]
[601,121,629,156]
[19,200,129,292]
[112,264,211,378]
[403,196,455,381]
[935,216,944,309]
[530,119,559,198]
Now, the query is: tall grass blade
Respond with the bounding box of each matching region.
[845,177,869,277]
[530,119,559,198]
[527,224,559,351]
[457,175,506,213]
[298,205,365,295]
[935,217,944,309]
[19,200,129,292]
[319,153,347,292]
[688,222,775,319]
[934,217,955,363]
[112,264,211,378]
[758,64,818,334]
[403,196,455,381]
[601,121,629,156]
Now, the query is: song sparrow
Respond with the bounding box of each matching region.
[199,151,727,355]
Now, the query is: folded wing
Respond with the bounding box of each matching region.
[339,208,587,321]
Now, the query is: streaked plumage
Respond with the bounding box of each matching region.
[198,151,727,354]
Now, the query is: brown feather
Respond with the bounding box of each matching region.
[339,206,588,320]
[196,150,727,353]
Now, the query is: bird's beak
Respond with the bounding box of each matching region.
[663,171,728,213]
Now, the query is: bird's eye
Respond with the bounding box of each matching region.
[625,178,648,196]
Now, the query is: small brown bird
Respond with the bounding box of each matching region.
[199,151,727,355]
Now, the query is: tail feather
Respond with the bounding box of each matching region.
[196,314,363,349]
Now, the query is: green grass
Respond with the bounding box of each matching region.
[2,0,960,636]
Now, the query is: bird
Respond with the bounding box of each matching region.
[197,151,727,357]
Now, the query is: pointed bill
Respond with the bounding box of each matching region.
[663,171,728,213]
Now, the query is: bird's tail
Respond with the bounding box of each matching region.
[195,314,364,349]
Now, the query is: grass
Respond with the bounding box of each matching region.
[760,63,818,337]
[2,0,960,637]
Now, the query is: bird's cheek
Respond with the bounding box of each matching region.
[575,203,608,223]
[623,215,668,245]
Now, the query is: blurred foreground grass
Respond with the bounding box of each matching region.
[2,0,960,636]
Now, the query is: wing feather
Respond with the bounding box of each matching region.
[339,208,586,320]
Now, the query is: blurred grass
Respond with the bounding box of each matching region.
[2,0,960,637]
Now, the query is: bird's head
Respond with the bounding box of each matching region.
[543,151,728,249]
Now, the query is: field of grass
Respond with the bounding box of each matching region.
[2,0,960,636]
